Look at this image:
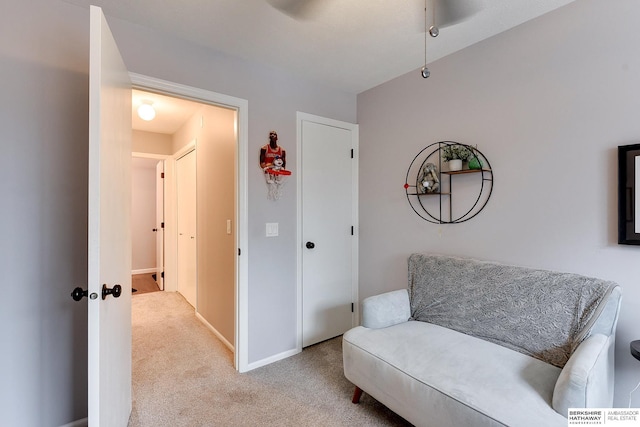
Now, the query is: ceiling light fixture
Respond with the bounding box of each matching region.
[421,0,439,79]
[137,100,156,121]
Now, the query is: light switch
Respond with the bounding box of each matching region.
[266,222,279,237]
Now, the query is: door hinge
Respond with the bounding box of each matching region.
[161,172,165,178]
[350,149,354,159]
[161,222,165,229]
[351,303,354,313]
[238,248,241,256]
[351,226,354,236]
[161,271,164,279]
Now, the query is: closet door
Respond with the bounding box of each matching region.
[176,149,197,308]
[300,117,358,347]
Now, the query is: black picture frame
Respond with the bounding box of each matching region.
[618,143,640,245]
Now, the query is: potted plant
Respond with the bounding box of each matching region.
[467,146,484,170]
[441,144,472,171]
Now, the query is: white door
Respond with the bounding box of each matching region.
[300,117,358,347]
[156,160,165,290]
[88,5,132,426]
[176,149,197,307]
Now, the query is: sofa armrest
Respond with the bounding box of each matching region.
[361,289,410,329]
[552,333,615,417]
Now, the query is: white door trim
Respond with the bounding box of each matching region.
[130,73,249,373]
[132,152,169,160]
[295,112,359,351]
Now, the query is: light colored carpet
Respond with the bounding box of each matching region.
[129,291,411,427]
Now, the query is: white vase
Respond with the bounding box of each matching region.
[448,159,462,171]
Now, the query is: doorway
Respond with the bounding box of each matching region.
[131,155,165,294]
[130,74,249,372]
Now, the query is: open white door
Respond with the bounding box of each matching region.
[88,5,132,425]
[156,160,165,290]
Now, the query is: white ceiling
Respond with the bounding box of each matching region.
[65,0,576,94]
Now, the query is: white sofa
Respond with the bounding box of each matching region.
[343,254,622,427]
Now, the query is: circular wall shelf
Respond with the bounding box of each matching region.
[404,141,493,224]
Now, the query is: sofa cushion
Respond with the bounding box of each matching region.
[361,289,410,329]
[408,253,616,368]
[343,320,567,427]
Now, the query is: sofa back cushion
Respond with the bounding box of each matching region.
[408,253,617,368]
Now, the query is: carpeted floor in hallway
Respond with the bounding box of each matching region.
[129,291,411,426]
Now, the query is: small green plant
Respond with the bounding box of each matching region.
[441,144,472,162]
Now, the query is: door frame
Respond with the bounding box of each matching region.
[295,112,359,351]
[155,158,165,290]
[130,73,249,372]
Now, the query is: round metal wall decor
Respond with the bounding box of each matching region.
[404,141,493,224]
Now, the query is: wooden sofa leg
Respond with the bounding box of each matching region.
[352,386,363,404]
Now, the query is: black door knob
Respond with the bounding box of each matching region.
[306,241,315,249]
[102,284,122,300]
[71,287,88,301]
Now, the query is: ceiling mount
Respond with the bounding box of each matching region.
[421,0,439,79]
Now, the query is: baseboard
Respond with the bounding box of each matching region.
[245,347,301,371]
[60,418,88,427]
[132,268,157,275]
[195,312,235,352]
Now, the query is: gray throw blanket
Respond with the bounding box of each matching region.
[408,253,616,368]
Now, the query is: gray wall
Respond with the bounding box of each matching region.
[0,2,90,425]
[172,104,237,346]
[0,0,356,425]
[357,0,640,407]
